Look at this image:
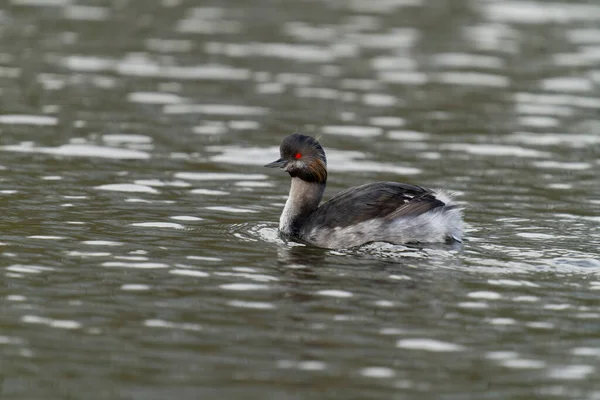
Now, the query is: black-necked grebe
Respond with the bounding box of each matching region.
[264,133,463,249]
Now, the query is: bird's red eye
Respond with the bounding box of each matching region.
[295,152,302,159]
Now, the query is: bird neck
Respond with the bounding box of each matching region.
[279,177,326,236]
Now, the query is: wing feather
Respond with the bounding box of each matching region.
[306,182,445,229]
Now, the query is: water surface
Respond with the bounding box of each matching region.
[1,0,599,399]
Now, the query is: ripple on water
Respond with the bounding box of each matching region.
[277,360,327,371]
[227,300,276,310]
[175,172,267,181]
[144,319,202,331]
[443,143,549,158]
[130,222,185,229]
[163,104,268,116]
[190,189,230,196]
[360,367,396,379]
[219,283,270,291]
[121,284,151,291]
[484,2,600,23]
[102,262,169,269]
[0,114,58,125]
[82,240,123,246]
[1,143,150,160]
[396,338,466,352]
[436,72,509,87]
[95,184,159,194]
[205,206,258,214]
[169,269,210,278]
[322,125,383,137]
[6,265,54,274]
[127,92,186,104]
[22,315,81,330]
[316,290,353,298]
[548,365,595,380]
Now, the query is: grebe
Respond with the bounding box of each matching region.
[265,133,463,249]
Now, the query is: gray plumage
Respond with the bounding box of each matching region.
[265,133,463,249]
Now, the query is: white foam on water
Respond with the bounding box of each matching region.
[187,256,222,261]
[277,360,327,370]
[130,222,185,229]
[396,338,465,352]
[95,184,159,193]
[0,114,57,125]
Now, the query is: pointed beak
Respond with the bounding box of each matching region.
[264,158,287,168]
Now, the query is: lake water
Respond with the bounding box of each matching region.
[1,0,599,398]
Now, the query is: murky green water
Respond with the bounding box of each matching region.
[1,0,599,398]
